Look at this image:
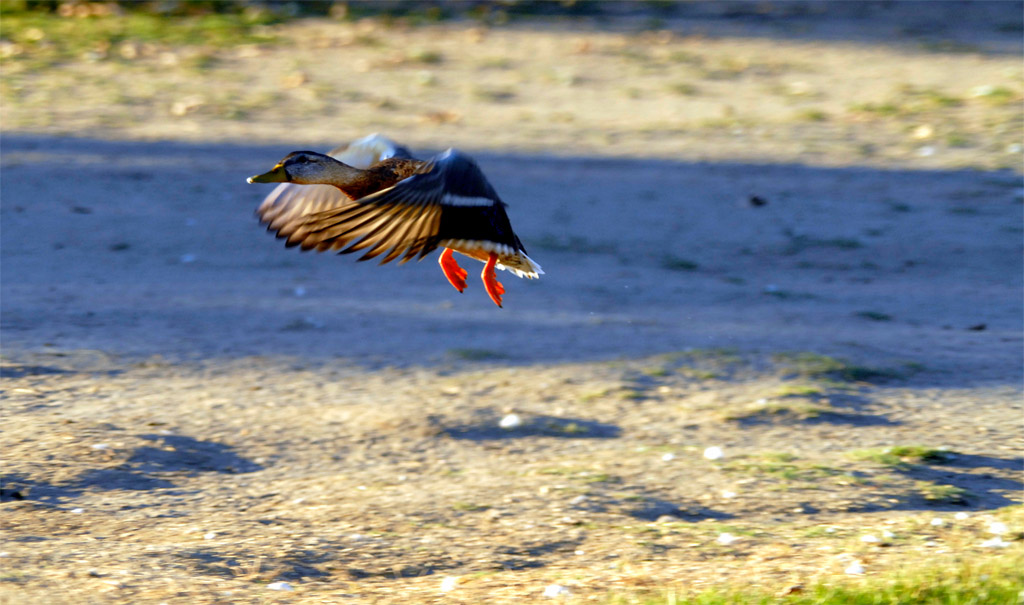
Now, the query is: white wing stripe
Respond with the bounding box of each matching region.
[440,194,496,207]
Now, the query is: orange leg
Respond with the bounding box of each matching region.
[481,253,505,308]
[438,248,468,293]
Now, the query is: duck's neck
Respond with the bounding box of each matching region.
[318,160,368,196]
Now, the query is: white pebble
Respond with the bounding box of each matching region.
[844,561,865,575]
[970,85,995,97]
[930,518,944,527]
[980,537,1009,548]
[543,584,571,598]
[754,398,767,405]
[90,443,109,450]
[499,414,523,429]
[203,532,217,540]
[574,550,584,556]
[882,530,895,539]
[721,490,737,499]
[266,581,293,591]
[917,146,935,157]
[954,512,969,521]
[988,521,1008,535]
[860,534,880,543]
[716,532,739,545]
[661,453,675,462]
[703,446,724,460]
[439,576,458,593]
[0,552,9,557]
[71,508,84,514]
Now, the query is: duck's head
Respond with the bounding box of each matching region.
[248,151,349,185]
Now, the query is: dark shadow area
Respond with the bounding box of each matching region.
[0,434,263,504]
[0,363,70,378]
[444,414,621,441]
[854,454,1023,512]
[1,134,1021,391]
[128,434,265,474]
[627,497,734,522]
[1,472,73,503]
[180,546,333,581]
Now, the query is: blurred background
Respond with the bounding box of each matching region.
[2,0,1021,167]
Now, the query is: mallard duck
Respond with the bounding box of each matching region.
[248,134,542,307]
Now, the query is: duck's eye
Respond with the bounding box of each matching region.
[294,156,310,164]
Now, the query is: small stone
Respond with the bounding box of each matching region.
[91,443,109,450]
[439,576,458,592]
[980,537,1009,548]
[267,581,293,591]
[911,124,934,140]
[543,584,571,598]
[721,490,737,499]
[71,508,84,514]
[988,521,1008,535]
[203,532,217,540]
[844,561,865,575]
[882,530,895,539]
[703,446,724,460]
[930,518,944,527]
[860,534,880,543]
[716,532,739,545]
[954,512,969,521]
[916,146,935,157]
[499,414,522,429]
[661,453,675,462]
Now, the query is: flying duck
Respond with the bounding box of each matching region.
[248,134,542,307]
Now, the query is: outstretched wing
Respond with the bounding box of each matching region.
[256,134,412,236]
[292,149,526,266]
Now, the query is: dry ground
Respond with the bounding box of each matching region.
[1,3,1023,603]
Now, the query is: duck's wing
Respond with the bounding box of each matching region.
[295,149,528,267]
[256,134,412,236]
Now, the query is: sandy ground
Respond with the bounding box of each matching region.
[1,4,1023,603]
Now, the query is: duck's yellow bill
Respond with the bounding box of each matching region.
[247,165,287,183]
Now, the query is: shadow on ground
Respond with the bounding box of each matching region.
[0,433,263,505]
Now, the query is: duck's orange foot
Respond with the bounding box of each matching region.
[481,253,505,308]
[438,248,468,293]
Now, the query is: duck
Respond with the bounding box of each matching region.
[248,134,542,308]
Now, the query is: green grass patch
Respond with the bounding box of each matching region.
[446,348,508,361]
[1,11,280,66]
[848,446,957,468]
[723,453,843,482]
[772,352,900,383]
[916,481,970,505]
[721,400,833,422]
[772,383,824,398]
[606,550,1024,604]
